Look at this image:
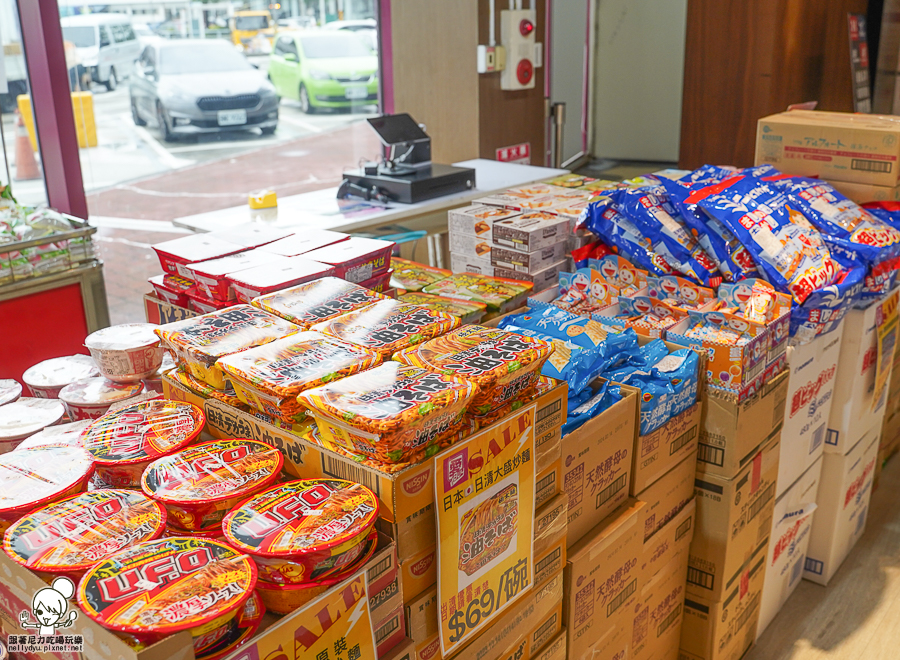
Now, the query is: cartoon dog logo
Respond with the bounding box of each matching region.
[19,577,78,636]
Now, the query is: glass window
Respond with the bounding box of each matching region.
[61,26,95,48]
[234,15,269,30]
[98,26,111,47]
[158,43,253,75]
[122,25,136,41]
[300,33,373,58]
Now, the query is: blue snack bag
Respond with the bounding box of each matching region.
[561,382,624,436]
[688,173,842,303]
[633,339,669,367]
[620,371,674,435]
[502,323,594,393]
[651,348,699,417]
[583,200,676,276]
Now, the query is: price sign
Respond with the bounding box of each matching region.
[873,289,899,411]
[435,404,536,656]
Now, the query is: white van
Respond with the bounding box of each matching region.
[60,14,141,90]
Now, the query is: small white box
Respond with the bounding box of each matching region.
[447,205,521,242]
[448,232,493,260]
[491,241,569,272]
[778,320,844,497]
[803,423,879,586]
[450,253,566,290]
[757,455,822,639]
[826,291,898,455]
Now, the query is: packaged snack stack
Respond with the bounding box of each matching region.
[303,236,395,291]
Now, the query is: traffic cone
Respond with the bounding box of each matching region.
[14,111,39,181]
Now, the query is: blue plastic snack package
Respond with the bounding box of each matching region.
[561,381,624,436]
[567,386,593,413]
[583,200,676,276]
[688,173,842,303]
[677,165,735,185]
[790,265,866,341]
[501,323,594,393]
[633,338,669,367]
[611,185,722,286]
[613,370,673,435]
[499,305,608,352]
[651,348,699,418]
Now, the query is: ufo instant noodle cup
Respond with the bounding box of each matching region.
[163,523,227,542]
[76,537,257,650]
[59,377,144,421]
[22,354,99,399]
[0,397,66,453]
[195,590,265,660]
[228,257,336,303]
[142,438,284,531]
[298,362,477,464]
[251,276,387,329]
[0,380,22,406]
[155,305,300,389]
[85,323,165,383]
[392,325,553,416]
[255,528,378,614]
[223,479,378,585]
[83,399,205,488]
[0,445,94,533]
[310,299,460,359]
[3,490,167,580]
[15,419,90,451]
[216,331,382,420]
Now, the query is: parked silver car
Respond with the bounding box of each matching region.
[129,40,279,141]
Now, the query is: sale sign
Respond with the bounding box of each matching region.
[873,289,899,411]
[435,404,536,656]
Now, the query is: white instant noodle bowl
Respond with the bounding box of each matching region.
[22,355,99,399]
[59,377,144,421]
[0,398,66,453]
[0,380,22,406]
[85,324,164,383]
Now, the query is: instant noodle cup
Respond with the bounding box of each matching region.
[389,258,451,292]
[76,537,258,653]
[302,236,394,283]
[227,256,336,303]
[83,399,205,488]
[168,366,248,410]
[152,232,245,277]
[310,299,460,360]
[187,291,235,315]
[85,323,165,383]
[142,438,284,531]
[298,362,477,464]
[223,479,378,585]
[421,273,533,314]
[398,292,488,324]
[155,305,300,389]
[0,379,22,406]
[251,276,387,329]
[357,267,394,293]
[3,489,167,580]
[22,355,99,399]
[59,377,144,421]
[216,331,381,420]
[257,229,349,257]
[164,523,227,542]
[255,528,378,614]
[149,273,196,308]
[0,398,66,453]
[195,590,265,660]
[0,445,94,533]
[187,249,274,302]
[15,419,90,451]
[142,352,177,394]
[392,325,553,416]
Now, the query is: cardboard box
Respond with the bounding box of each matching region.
[448,232,495,260]
[491,241,570,272]
[755,110,900,187]
[144,293,196,324]
[698,370,788,479]
[804,423,879,585]
[563,382,638,547]
[382,638,417,660]
[631,402,701,495]
[688,435,780,602]
[637,450,696,545]
[580,624,629,660]
[679,538,765,660]
[450,253,567,290]
[641,499,696,589]
[757,456,822,639]
[826,299,893,455]
[497,600,563,660]
[375,599,409,658]
[534,629,567,660]
[447,204,522,240]
[632,552,690,660]
[778,321,844,493]
[828,178,900,203]
[565,499,645,660]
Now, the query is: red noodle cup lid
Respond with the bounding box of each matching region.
[86,324,161,351]
[77,537,257,635]
[60,378,144,407]
[0,446,94,515]
[194,590,265,660]
[0,380,22,406]
[142,439,284,505]
[222,479,378,558]
[16,419,90,451]
[3,490,167,573]
[0,398,66,441]
[22,355,99,390]
[83,399,205,466]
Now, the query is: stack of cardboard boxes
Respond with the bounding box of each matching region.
[877,337,900,485]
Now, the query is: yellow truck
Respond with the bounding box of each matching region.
[229,10,275,54]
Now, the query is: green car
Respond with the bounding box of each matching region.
[268,31,378,113]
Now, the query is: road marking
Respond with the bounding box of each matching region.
[277,114,324,133]
[132,123,195,169]
[89,216,192,233]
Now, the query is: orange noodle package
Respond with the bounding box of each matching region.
[298,362,477,464]
[216,331,381,421]
[0,445,94,533]
[310,299,460,359]
[168,366,248,410]
[83,399,205,488]
[255,528,378,614]
[155,305,300,390]
[222,479,378,585]
[3,490,167,580]
[251,276,387,329]
[76,538,257,656]
[392,325,553,416]
[141,438,283,531]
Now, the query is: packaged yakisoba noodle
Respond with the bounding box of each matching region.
[0,445,94,534]
[3,490,167,580]
[58,377,144,421]
[222,479,378,585]
[310,299,460,359]
[398,292,488,324]
[155,305,300,389]
[458,483,518,576]
[168,366,248,410]
[216,331,381,420]
[421,273,533,314]
[84,323,164,383]
[251,276,387,329]
[22,354,99,399]
[0,397,65,453]
[76,538,258,655]
[299,362,477,464]
[142,438,283,531]
[389,257,451,292]
[255,528,378,614]
[0,379,22,406]
[83,399,205,488]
